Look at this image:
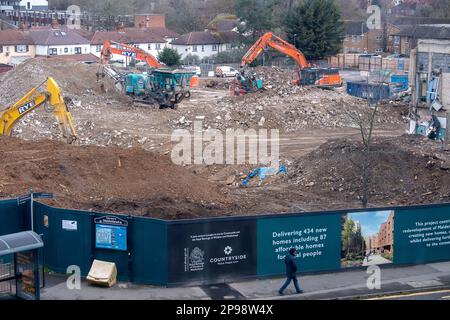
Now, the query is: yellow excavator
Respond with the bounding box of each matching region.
[0,77,78,144]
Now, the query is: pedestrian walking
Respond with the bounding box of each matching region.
[279,248,303,295]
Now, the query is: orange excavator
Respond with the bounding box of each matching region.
[99,40,164,68]
[241,32,342,87]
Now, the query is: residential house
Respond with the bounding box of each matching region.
[392,24,450,56]
[171,30,242,60]
[0,1,19,14]
[89,28,168,62]
[19,0,48,10]
[342,20,400,54]
[133,13,179,44]
[388,2,416,16]
[29,27,91,58]
[0,29,35,65]
[206,14,239,32]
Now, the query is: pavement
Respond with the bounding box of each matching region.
[40,261,450,300]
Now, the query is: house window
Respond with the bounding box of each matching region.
[375,48,383,53]
[394,36,400,45]
[49,48,57,55]
[192,45,197,52]
[64,47,68,53]
[405,38,409,44]
[75,47,82,54]
[15,45,28,53]
[96,45,102,52]
[155,43,161,50]
[201,45,205,52]
[148,44,152,50]
[212,44,218,51]
[0,46,2,54]
[376,35,382,41]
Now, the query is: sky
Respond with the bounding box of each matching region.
[347,211,392,237]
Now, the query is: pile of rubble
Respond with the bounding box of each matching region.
[174,86,408,132]
[287,135,450,206]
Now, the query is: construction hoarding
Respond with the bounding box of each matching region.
[0,199,449,285]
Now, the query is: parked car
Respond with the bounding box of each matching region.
[215,66,240,78]
[181,65,202,76]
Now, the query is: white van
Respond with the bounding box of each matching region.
[182,65,202,76]
[215,66,240,78]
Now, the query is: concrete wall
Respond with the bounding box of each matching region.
[0,44,36,64]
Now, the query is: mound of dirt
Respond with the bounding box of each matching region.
[0,136,230,219]
[288,135,450,206]
[0,57,123,108]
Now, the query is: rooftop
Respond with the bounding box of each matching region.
[171,30,242,45]
[28,28,90,45]
[394,24,450,40]
[0,29,34,45]
[91,28,166,45]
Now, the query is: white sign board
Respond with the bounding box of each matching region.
[62,220,78,231]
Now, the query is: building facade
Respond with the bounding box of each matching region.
[0,1,19,13]
[0,29,35,64]
[19,0,48,11]
[29,28,90,57]
[171,30,241,60]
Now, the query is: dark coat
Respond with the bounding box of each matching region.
[284,254,298,277]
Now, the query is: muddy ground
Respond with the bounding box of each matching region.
[0,59,448,219]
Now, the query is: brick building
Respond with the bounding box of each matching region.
[342,20,400,54]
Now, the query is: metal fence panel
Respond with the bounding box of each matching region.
[0,199,28,236]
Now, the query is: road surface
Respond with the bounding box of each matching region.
[367,289,450,300]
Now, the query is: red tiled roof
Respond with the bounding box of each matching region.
[133,27,180,39]
[0,30,34,45]
[91,29,166,45]
[172,31,242,45]
[29,28,90,45]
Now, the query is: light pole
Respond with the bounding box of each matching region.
[293,34,298,48]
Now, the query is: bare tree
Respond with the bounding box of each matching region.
[346,70,391,208]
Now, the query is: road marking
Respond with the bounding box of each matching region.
[406,280,443,288]
[366,289,450,300]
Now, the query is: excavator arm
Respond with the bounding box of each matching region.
[100,40,164,68]
[241,32,310,69]
[0,77,78,144]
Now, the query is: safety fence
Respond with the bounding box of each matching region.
[0,198,449,286]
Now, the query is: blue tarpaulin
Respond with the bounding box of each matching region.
[242,165,288,186]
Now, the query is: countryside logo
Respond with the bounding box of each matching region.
[224,246,233,255]
[210,246,247,265]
